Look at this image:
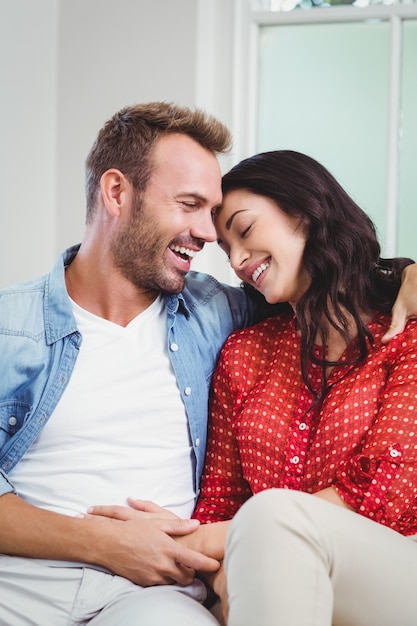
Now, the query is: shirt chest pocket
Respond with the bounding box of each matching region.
[0,402,30,447]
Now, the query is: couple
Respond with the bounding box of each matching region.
[0,101,416,625]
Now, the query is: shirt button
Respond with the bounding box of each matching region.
[8,416,17,426]
[299,423,307,431]
[390,449,401,458]
[195,438,201,447]
[290,455,300,464]
[184,387,192,396]
[170,343,179,352]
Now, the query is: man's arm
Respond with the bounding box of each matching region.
[0,493,219,586]
[382,263,417,343]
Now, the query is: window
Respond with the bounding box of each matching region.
[194,0,416,282]
[248,2,417,258]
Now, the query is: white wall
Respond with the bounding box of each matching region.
[0,0,236,287]
[0,0,58,286]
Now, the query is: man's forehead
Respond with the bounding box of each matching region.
[152,134,221,184]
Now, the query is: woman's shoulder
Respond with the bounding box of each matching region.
[225,310,294,347]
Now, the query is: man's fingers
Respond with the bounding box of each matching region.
[174,544,220,575]
[88,501,181,522]
[161,517,200,536]
[87,504,134,521]
[86,507,201,537]
[381,325,399,344]
[169,562,196,586]
[384,261,417,343]
[127,498,179,520]
[381,305,407,344]
[128,498,165,513]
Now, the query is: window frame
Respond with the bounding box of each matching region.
[196,0,417,257]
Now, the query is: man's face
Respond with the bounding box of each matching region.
[111,133,222,294]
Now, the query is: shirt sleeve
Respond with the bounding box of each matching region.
[193,337,252,523]
[333,325,417,535]
[0,470,16,497]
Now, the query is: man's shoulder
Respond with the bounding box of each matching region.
[0,274,49,335]
[0,273,48,304]
[183,271,248,309]
[0,249,74,340]
[184,271,243,298]
[181,271,281,327]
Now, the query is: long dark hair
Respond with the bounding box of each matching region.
[222,150,414,396]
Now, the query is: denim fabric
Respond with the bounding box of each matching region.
[0,245,253,498]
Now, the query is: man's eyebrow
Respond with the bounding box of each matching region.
[177,192,207,202]
[225,210,248,230]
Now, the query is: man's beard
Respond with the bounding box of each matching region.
[110,196,186,294]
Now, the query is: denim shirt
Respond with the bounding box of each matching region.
[0,245,254,500]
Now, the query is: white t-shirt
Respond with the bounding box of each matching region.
[10,296,196,519]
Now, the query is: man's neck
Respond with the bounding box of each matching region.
[65,251,159,327]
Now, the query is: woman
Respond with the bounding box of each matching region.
[89,150,417,624]
[190,150,417,625]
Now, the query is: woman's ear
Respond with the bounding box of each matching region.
[100,169,131,218]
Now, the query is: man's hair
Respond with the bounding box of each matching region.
[85,101,232,221]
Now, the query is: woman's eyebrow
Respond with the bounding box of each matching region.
[225,210,248,230]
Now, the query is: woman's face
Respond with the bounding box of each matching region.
[215,189,311,306]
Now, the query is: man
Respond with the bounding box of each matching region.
[0,102,415,625]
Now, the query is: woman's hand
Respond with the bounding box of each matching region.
[205,563,229,625]
[382,263,417,343]
[174,520,230,562]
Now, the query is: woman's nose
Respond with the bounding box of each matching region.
[229,246,248,272]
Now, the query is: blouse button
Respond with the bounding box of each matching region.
[299,423,307,431]
[290,455,300,464]
[389,449,401,458]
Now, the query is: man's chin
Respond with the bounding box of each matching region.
[160,274,187,295]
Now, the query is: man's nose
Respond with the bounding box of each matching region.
[192,210,217,243]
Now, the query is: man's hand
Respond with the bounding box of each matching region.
[86,502,220,586]
[382,263,417,343]
[0,493,219,589]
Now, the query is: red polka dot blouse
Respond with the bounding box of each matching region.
[194,311,417,536]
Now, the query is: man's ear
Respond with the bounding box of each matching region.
[100,169,131,218]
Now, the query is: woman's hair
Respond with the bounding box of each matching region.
[85,101,231,222]
[222,150,414,395]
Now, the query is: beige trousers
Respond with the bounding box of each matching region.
[0,557,220,626]
[225,489,417,626]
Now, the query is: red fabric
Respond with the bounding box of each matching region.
[193,311,417,535]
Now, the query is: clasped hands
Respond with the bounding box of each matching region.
[84,498,222,588]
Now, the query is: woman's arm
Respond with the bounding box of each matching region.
[193,340,253,524]
[314,486,354,510]
[175,519,230,561]
[331,321,417,532]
